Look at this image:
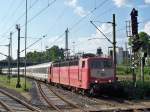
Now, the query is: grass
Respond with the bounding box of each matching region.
[116,65,150,99]
[117,65,150,75]
[0,74,32,93]
[117,65,150,81]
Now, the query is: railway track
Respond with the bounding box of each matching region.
[49,86,117,111]
[0,89,41,112]
[48,85,150,112]
[36,81,86,112]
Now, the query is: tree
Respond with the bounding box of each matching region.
[128,32,150,52]
[26,45,64,63]
[139,32,150,53]
[49,46,64,61]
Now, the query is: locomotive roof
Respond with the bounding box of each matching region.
[53,56,112,63]
[86,56,112,60]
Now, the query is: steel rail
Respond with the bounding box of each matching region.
[47,84,88,112]
[0,89,41,112]
[37,82,62,112]
[0,100,14,112]
[97,106,150,112]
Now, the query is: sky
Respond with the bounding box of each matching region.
[0,0,150,60]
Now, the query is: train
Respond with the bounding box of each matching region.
[1,56,116,95]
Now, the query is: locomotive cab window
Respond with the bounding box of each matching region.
[90,60,112,69]
[103,60,112,68]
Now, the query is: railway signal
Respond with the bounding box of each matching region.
[130,8,142,52]
[131,8,138,36]
[132,39,143,52]
[130,8,141,87]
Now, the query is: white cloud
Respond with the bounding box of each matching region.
[113,0,148,8]
[64,0,87,17]
[74,6,86,17]
[74,23,126,55]
[96,24,112,35]
[144,21,150,35]
[137,4,148,8]
[65,0,77,8]
[45,36,65,49]
[42,24,126,56]
[72,23,126,55]
[112,0,127,7]
[145,0,150,4]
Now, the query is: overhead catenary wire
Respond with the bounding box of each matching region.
[0,52,8,57]
[11,1,25,16]
[2,0,40,36]
[2,0,56,37]
[47,32,66,48]
[20,35,47,53]
[26,0,56,26]
[69,0,110,31]
[0,0,15,25]
[73,26,126,48]
[2,1,25,35]
[2,0,108,44]
[1,0,115,59]
[50,0,111,48]
[47,0,110,48]
[70,6,115,36]
[46,7,67,35]
[93,6,115,20]
[90,21,112,44]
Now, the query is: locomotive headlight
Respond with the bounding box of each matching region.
[95,80,98,83]
[102,69,105,71]
[108,80,112,83]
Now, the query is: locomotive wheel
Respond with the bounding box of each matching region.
[90,88,94,95]
[87,87,95,97]
[71,88,75,93]
[80,90,85,95]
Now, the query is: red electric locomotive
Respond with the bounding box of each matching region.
[48,56,116,95]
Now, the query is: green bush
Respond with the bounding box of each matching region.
[119,80,150,99]
[144,67,150,75]
[117,66,131,75]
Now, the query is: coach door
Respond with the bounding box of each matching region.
[79,60,85,82]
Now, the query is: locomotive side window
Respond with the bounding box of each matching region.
[82,61,85,68]
[49,67,52,74]
[53,63,60,67]
[58,60,78,67]
[69,60,79,66]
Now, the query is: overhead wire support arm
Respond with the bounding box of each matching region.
[90,21,113,44]
[0,52,8,57]
[20,35,47,53]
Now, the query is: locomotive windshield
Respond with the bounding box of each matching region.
[90,60,112,69]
